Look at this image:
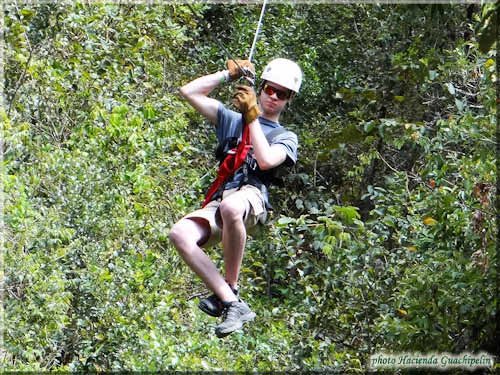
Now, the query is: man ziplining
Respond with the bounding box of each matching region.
[169,57,302,338]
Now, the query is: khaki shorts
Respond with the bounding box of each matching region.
[182,184,267,248]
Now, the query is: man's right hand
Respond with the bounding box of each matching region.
[226,59,255,81]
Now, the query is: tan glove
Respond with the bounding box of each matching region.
[226,59,255,81]
[232,85,262,124]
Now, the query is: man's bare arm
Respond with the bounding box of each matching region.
[179,71,228,125]
[249,120,288,170]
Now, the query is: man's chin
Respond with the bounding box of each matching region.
[262,104,280,115]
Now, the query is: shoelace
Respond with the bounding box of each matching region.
[221,303,239,321]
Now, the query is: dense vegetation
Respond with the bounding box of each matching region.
[2,2,497,371]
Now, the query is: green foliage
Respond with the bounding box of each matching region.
[2,2,496,372]
[477,2,498,54]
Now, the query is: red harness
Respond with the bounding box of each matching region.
[202,123,252,207]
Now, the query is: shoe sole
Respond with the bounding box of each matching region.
[198,301,222,318]
[215,311,256,338]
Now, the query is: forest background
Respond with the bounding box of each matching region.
[1,1,498,372]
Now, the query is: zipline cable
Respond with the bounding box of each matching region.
[248,0,268,63]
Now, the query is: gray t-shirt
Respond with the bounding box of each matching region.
[216,103,298,169]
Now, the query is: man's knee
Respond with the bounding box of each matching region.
[169,218,210,250]
[219,198,246,224]
[169,222,185,247]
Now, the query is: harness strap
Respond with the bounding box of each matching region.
[202,126,288,207]
[202,123,252,207]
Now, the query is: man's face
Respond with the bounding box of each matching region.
[259,81,292,115]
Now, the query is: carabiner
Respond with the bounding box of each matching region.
[241,67,256,86]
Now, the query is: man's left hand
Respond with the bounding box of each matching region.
[232,85,261,124]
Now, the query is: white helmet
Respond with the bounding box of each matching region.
[261,58,302,93]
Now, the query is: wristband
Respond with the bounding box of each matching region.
[219,70,230,84]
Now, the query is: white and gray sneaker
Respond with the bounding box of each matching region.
[215,301,256,338]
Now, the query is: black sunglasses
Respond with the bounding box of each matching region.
[262,83,291,100]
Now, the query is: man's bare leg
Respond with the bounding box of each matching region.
[169,218,237,302]
[218,196,247,290]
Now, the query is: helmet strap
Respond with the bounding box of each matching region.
[258,80,266,95]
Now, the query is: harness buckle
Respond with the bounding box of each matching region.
[245,154,258,171]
